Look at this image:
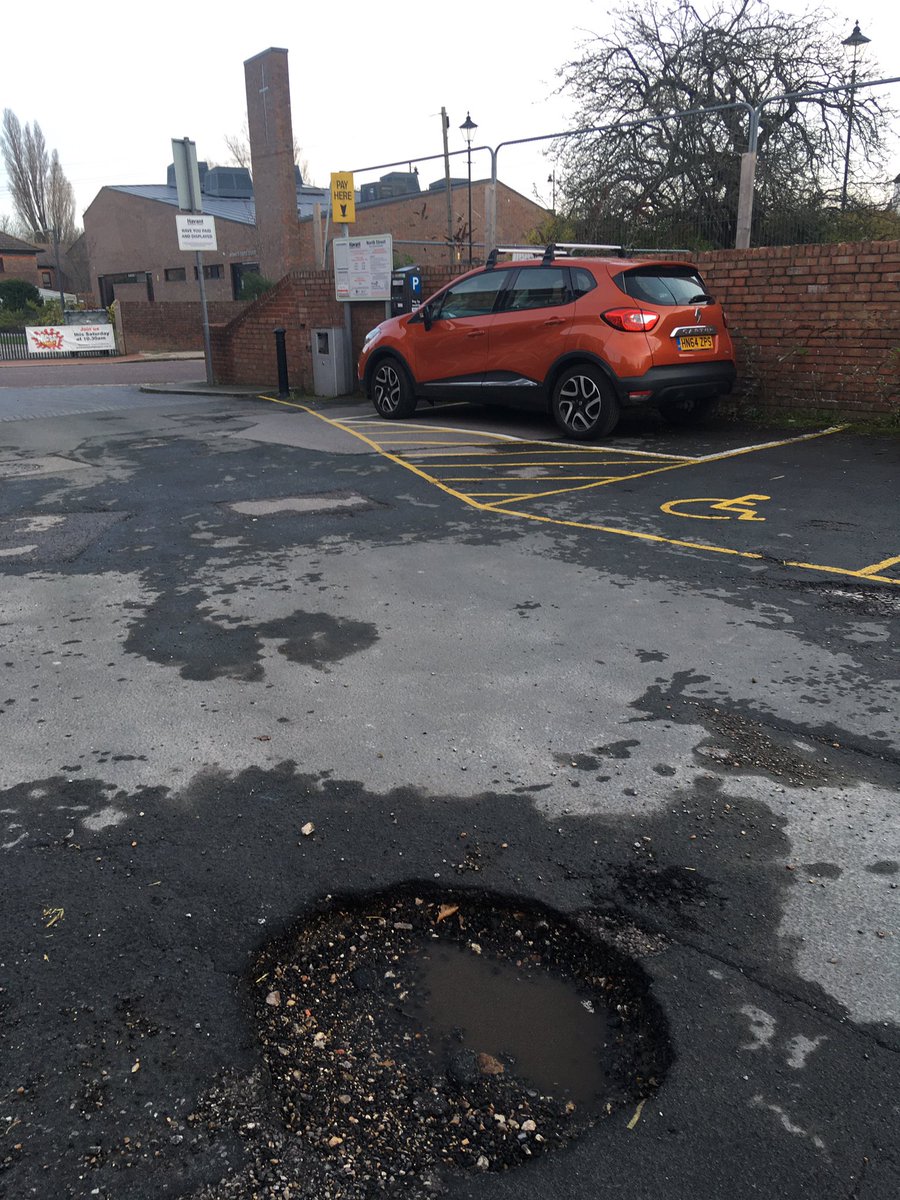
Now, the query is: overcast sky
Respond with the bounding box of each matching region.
[0,0,896,227]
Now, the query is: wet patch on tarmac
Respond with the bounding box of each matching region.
[123,588,379,680]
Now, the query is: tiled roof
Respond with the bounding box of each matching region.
[0,230,41,253]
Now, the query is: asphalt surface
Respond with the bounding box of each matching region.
[0,378,898,1200]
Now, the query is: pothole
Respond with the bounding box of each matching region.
[245,887,670,1193]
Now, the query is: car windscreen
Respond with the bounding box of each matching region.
[613,265,709,306]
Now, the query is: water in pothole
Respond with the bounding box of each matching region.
[413,941,616,1104]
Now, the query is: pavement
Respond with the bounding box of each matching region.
[0,372,897,1200]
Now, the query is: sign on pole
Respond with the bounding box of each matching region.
[171,138,203,212]
[334,235,392,301]
[331,172,356,223]
[176,214,218,252]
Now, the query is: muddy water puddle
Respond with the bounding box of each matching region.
[247,888,670,1191]
[414,941,615,1103]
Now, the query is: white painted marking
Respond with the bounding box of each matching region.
[0,545,38,557]
[750,1096,827,1151]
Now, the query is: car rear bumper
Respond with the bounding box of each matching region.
[616,361,737,407]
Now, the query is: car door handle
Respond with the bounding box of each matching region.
[543,317,566,326]
[465,329,486,338]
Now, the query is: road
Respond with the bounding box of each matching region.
[0,380,897,1200]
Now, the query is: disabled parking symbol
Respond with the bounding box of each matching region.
[660,493,770,521]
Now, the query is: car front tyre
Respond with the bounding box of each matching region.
[551,366,620,439]
[370,358,417,419]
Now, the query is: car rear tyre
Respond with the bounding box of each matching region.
[370,358,417,419]
[660,397,717,426]
[551,366,620,439]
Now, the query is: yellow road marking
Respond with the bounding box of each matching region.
[692,425,848,462]
[660,494,770,521]
[442,475,623,483]
[858,554,900,578]
[256,398,898,586]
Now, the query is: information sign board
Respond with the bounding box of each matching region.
[334,235,392,301]
[176,214,218,251]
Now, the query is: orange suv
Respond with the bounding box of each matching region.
[358,245,736,439]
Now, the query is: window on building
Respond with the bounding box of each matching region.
[194,264,223,280]
[106,271,143,285]
[0,257,5,273]
[165,267,187,282]
[42,271,52,286]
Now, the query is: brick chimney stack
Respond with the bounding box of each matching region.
[244,47,302,281]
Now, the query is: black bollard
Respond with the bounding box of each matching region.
[274,327,290,398]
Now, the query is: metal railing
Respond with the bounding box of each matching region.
[350,76,900,253]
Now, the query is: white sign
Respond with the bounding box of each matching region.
[334,234,392,301]
[176,214,218,252]
[26,325,116,355]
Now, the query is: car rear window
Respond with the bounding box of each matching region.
[613,265,709,306]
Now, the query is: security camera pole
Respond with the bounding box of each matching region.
[172,137,214,385]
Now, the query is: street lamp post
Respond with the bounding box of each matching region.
[460,112,477,263]
[841,21,871,210]
[547,172,557,213]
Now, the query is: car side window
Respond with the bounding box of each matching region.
[503,267,570,311]
[433,271,507,320]
[571,267,597,298]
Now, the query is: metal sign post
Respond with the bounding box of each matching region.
[172,136,214,386]
[331,172,356,391]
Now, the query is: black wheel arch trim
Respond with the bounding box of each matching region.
[365,348,417,392]
[543,351,622,399]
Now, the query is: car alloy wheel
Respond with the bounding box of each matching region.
[371,358,417,419]
[552,366,619,439]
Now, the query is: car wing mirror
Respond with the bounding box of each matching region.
[422,304,434,331]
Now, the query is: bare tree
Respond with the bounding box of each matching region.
[1,109,78,243]
[554,0,892,246]
[223,120,311,182]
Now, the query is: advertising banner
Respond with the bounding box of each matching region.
[26,325,117,355]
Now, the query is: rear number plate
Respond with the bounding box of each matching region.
[677,334,714,351]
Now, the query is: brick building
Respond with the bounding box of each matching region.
[84,46,548,308]
[0,231,43,288]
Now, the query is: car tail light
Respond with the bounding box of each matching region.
[602,307,659,332]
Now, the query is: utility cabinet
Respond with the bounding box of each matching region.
[311,327,351,397]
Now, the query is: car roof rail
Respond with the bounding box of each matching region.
[484,242,690,267]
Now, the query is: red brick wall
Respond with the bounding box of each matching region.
[119,300,249,353]
[210,243,900,416]
[696,241,900,415]
[209,266,467,391]
[299,181,548,269]
[0,252,41,287]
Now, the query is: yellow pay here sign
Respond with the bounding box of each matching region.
[331,172,356,223]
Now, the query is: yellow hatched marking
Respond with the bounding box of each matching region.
[257,398,897,587]
[441,476,623,483]
[857,554,900,578]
